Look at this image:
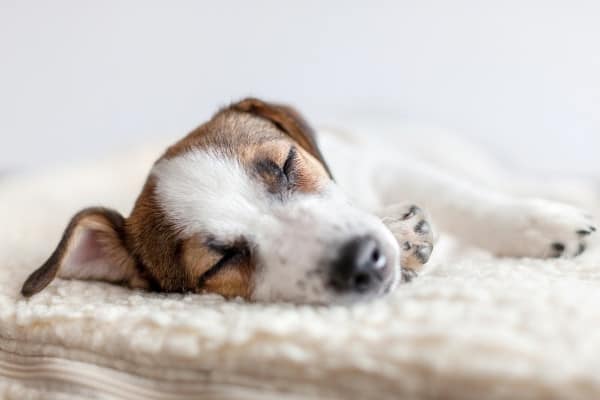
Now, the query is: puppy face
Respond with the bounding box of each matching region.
[22,99,401,304]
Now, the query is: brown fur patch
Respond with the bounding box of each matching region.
[198,261,254,299]
[241,140,328,194]
[181,236,220,284]
[229,98,334,179]
[126,177,187,292]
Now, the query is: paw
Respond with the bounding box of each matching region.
[496,198,596,259]
[400,267,418,283]
[379,204,435,271]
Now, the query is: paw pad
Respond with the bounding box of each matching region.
[401,267,418,283]
[380,203,435,274]
[551,242,565,258]
[575,243,587,257]
[414,244,433,264]
[414,220,431,235]
[401,205,420,220]
[545,213,595,258]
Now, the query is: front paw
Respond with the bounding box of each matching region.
[379,204,435,271]
[499,199,596,258]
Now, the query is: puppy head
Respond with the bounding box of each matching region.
[22,98,401,304]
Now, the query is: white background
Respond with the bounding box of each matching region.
[1,1,598,177]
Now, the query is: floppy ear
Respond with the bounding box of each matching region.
[21,207,149,297]
[230,98,334,179]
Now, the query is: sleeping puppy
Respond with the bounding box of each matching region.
[21,98,596,303]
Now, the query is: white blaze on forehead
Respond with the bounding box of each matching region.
[152,149,268,238]
[152,148,400,303]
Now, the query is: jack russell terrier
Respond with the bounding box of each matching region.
[21,98,597,304]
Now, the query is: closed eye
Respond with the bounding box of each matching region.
[255,146,298,193]
[282,146,298,183]
[198,241,249,286]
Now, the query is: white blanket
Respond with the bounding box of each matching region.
[1,136,599,400]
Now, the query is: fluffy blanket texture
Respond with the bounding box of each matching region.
[1,134,599,400]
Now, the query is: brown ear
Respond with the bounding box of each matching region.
[21,207,149,297]
[230,98,334,179]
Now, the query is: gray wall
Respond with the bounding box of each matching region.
[1,1,598,176]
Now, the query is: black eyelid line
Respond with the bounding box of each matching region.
[197,253,233,285]
[253,147,297,194]
[205,237,248,255]
[283,146,298,177]
[255,159,283,176]
[198,247,246,286]
[198,241,249,286]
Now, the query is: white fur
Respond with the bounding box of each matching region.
[318,128,596,259]
[152,149,400,303]
[152,150,264,238]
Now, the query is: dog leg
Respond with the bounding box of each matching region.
[373,158,596,259]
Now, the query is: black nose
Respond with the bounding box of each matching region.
[329,236,388,293]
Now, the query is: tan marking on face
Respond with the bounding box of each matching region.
[230,98,334,178]
[199,262,254,299]
[240,140,330,194]
[161,111,282,161]
[295,146,331,192]
[181,235,255,299]
[182,235,220,281]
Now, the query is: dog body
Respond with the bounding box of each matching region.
[21,99,596,304]
[318,127,595,259]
